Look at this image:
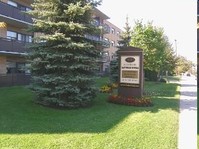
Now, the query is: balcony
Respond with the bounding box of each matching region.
[101,39,110,48]
[84,34,110,49]
[0,37,29,55]
[91,21,110,34]
[102,24,110,34]
[97,51,110,63]
[0,1,32,25]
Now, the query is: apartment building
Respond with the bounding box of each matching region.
[0,0,33,74]
[0,1,122,77]
[103,20,122,73]
[89,7,111,73]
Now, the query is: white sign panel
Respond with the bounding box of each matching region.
[120,56,140,84]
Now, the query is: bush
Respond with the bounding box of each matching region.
[144,69,158,81]
[159,78,167,83]
[110,60,119,83]
[100,85,112,93]
[100,83,118,93]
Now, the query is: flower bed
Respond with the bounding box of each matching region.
[108,94,153,107]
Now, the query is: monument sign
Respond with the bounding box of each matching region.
[118,46,143,98]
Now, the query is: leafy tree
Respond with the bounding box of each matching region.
[130,20,175,80]
[28,0,102,108]
[110,16,131,83]
[175,56,193,74]
[160,37,177,75]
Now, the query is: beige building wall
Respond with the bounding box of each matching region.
[1,0,8,3]
[0,56,7,74]
[6,56,25,63]
[0,26,7,38]
[103,20,122,61]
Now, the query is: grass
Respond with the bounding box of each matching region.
[198,136,199,149]
[0,77,180,149]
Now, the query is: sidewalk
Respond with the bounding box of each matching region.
[178,76,197,149]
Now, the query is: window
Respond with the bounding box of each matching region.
[26,35,32,43]
[18,33,26,42]
[116,31,120,36]
[92,19,100,26]
[111,41,115,47]
[103,24,110,33]
[7,31,17,40]
[116,41,120,47]
[26,7,32,12]
[17,33,32,42]
[6,61,16,74]
[7,0,17,7]
[16,62,25,73]
[104,38,109,41]
[111,28,115,34]
[8,31,32,42]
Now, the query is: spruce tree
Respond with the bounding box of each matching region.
[28,0,102,108]
[118,15,131,47]
[110,16,131,83]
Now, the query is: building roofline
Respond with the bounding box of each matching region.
[0,51,27,56]
[104,20,123,31]
[93,7,110,20]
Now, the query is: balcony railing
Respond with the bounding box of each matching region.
[0,37,29,54]
[0,1,32,24]
[101,39,110,48]
[91,19,110,34]
[97,51,110,63]
[102,24,110,34]
[0,73,31,87]
[85,35,110,48]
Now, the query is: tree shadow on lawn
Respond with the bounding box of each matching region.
[0,84,179,134]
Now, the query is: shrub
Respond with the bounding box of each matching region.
[159,78,167,83]
[100,83,118,93]
[100,85,112,93]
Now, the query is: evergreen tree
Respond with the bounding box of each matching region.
[118,15,131,47]
[28,0,102,108]
[110,16,131,83]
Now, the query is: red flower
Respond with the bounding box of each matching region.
[108,95,153,107]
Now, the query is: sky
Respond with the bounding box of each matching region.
[98,0,197,64]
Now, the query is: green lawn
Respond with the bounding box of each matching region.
[0,77,180,149]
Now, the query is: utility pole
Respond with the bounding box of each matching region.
[174,39,177,56]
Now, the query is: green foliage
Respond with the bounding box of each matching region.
[144,69,158,81]
[110,58,119,83]
[130,20,176,80]
[28,0,102,108]
[118,16,131,47]
[175,55,193,74]
[159,78,167,83]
